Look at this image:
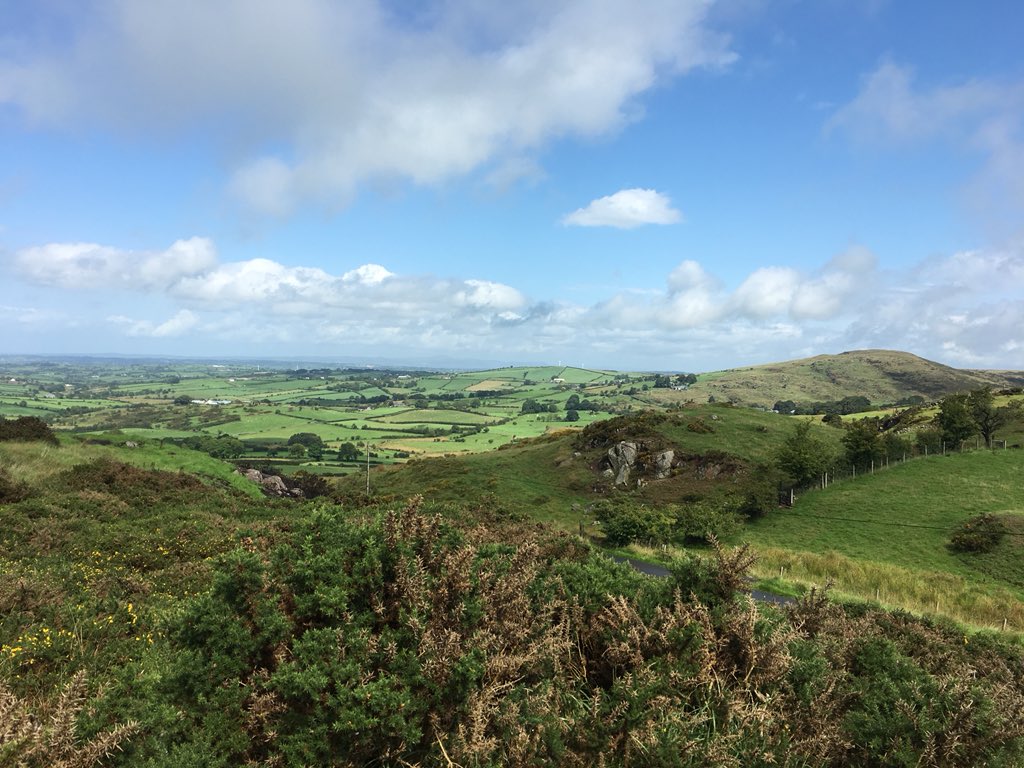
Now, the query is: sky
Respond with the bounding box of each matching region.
[2,0,1024,372]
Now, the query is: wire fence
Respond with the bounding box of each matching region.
[779,437,1015,507]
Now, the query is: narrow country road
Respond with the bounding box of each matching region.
[611,555,795,606]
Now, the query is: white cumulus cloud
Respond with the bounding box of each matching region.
[562,188,683,229]
[109,309,200,337]
[12,233,1024,370]
[0,1,734,215]
[13,237,217,291]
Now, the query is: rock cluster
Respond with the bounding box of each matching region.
[601,441,675,487]
[237,467,304,497]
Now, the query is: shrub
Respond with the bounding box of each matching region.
[0,466,31,503]
[0,671,138,767]
[288,470,331,499]
[949,514,1006,553]
[0,416,58,445]
[594,498,673,547]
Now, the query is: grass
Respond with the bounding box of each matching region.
[747,547,1024,633]
[742,449,1024,578]
[340,436,596,528]
[657,403,843,465]
[0,437,264,499]
[374,408,496,425]
[735,448,1024,630]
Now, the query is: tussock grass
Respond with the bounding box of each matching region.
[0,442,98,485]
[749,546,1024,633]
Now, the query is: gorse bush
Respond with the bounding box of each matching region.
[3,437,1024,767]
[0,671,138,767]
[0,466,31,503]
[136,497,1024,767]
[949,513,1006,553]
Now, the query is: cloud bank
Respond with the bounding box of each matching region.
[8,236,1023,369]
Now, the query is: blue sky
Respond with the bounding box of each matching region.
[2,0,1023,371]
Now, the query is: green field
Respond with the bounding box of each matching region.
[12,363,633,470]
[737,449,1024,628]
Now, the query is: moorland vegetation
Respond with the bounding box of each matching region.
[2,353,1024,765]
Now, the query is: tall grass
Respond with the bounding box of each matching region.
[749,546,1024,633]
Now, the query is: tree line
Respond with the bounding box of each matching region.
[776,387,1023,489]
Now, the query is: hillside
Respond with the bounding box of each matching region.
[3,434,1024,766]
[741,448,1024,630]
[335,403,844,527]
[649,349,1024,409]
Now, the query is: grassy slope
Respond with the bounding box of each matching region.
[651,349,1023,408]
[338,402,1024,629]
[739,448,1024,629]
[340,404,844,527]
[0,435,264,498]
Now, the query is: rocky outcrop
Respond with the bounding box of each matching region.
[602,442,676,486]
[606,441,638,485]
[653,449,674,479]
[238,467,304,497]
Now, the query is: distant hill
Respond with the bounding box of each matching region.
[653,349,1024,409]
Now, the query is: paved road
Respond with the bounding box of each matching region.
[611,555,795,606]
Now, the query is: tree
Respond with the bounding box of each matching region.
[842,418,884,470]
[288,432,325,459]
[821,412,843,427]
[288,443,307,459]
[337,442,360,461]
[836,395,871,415]
[968,387,1006,448]
[565,394,580,410]
[775,420,835,486]
[937,393,977,448]
[565,409,580,422]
